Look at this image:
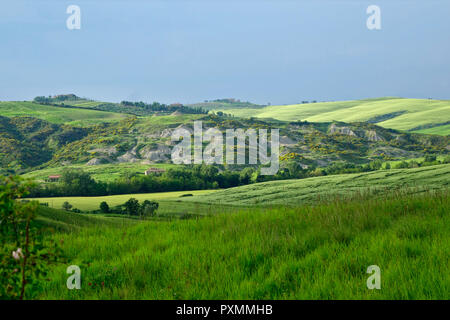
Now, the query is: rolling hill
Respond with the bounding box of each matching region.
[183,164,450,207]
[188,98,265,111]
[212,98,450,135]
[1,112,448,175]
[35,205,136,232]
[0,101,127,126]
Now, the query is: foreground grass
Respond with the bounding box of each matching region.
[38,191,449,299]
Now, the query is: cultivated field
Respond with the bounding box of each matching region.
[29,189,218,212]
[214,98,450,135]
[184,164,450,206]
[28,165,449,216]
[0,101,127,126]
[23,163,177,183]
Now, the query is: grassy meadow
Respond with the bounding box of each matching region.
[36,190,449,299]
[184,164,450,207]
[214,98,450,135]
[29,189,219,214]
[0,101,127,126]
[414,124,450,135]
[23,163,177,183]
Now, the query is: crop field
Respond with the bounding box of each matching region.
[0,101,127,126]
[23,163,177,183]
[35,190,449,299]
[214,98,450,135]
[414,124,450,135]
[29,189,218,212]
[28,164,449,216]
[62,100,106,108]
[35,206,138,232]
[184,165,450,206]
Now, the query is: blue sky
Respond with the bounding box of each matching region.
[0,0,449,104]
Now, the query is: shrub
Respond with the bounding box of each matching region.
[99,201,110,213]
[140,200,159,219]
[0,176,62,299]
[424,155,437,163]
[62,201,73,211]
[124,198,140,216]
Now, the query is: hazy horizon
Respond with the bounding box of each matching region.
[1,0,449,105]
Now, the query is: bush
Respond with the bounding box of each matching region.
[62,201,73,211]
[0,176,62,299]
[124,198,140,216]
[99,201,110,213]
[140,200,159,219]
[394,161,409,169]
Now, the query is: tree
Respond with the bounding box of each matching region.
[99,201,110,213]
[424,155,437,163]
[60,168,99,196]
[395,161,409,169]
[124,198,140,216]
[140,200,159,219]
[239,167,254,185]
[62,201,72,211]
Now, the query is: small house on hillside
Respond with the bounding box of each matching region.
[144,168,166,175]
[47,175,61,182]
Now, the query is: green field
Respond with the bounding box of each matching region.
[23,163,177,183]
[414,124,450,135]
[36,206,138,232]
[0,101,127,126]
[36,190,449,299]
[62,100,106,108]
[29,189,218,212]
[214,98,450,135]
[184,164,450,206]
[28,164,449,216]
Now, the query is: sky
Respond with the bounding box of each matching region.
[0,0,449,105]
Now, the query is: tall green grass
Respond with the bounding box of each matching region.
[38,190,449,300]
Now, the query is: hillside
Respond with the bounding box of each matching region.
[0,116,89,170]
[22,163,174,183]
[36,206,136,232]
[2,113,449,175]
[188,98,265,111]
[33,94,207,117]
[0,101,127,126]
[184,164,450,206]
[213,98,450,135]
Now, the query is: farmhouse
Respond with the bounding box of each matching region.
[144,167,166,175]
[47,175,61,182]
